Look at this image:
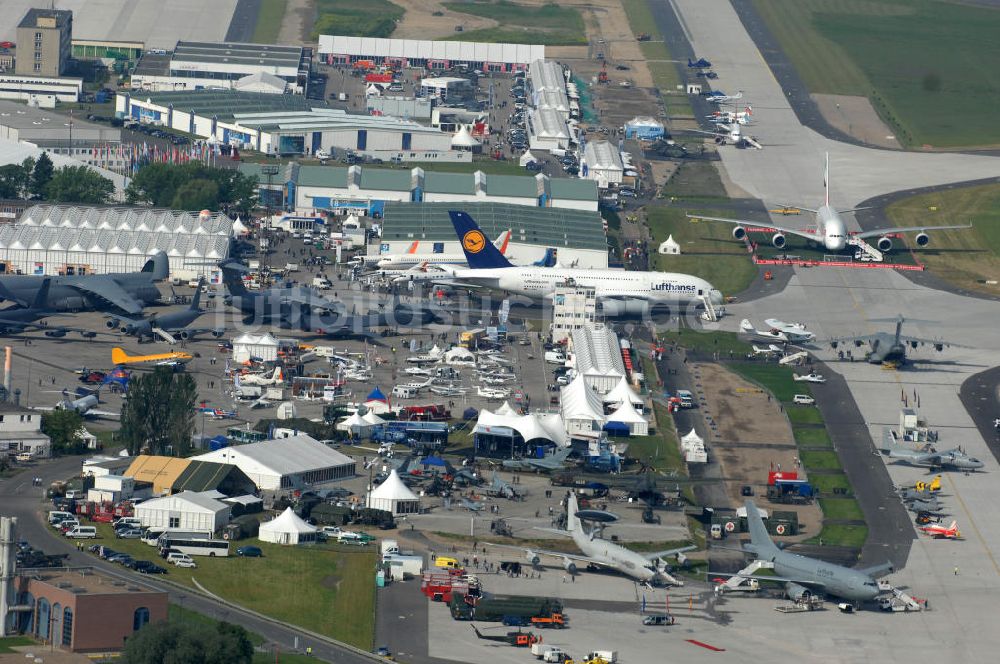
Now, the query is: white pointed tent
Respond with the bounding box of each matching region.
[361,411,386,427]
[445,347,475,365]
[606,399,648,436]
[681,429,707,463]
[560,374,606,435]
[259,507,318,545]
[603,376,644,411]
[231,216,249,236]
[367,469,420,514]
[658,234,681,255]
[451,125,481,150]
[337,411,370,436]
[519,150,537,166]
[495,401,518,417]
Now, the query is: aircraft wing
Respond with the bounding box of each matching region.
[897,335,968,349]
[855,224,973,240]
[711,571,827,588]
[483,541,614,568]
[0,319,114,338]
[69,278,144,315]
[642,545,697,561]
[686,214,819,242]
[85,408,120,420]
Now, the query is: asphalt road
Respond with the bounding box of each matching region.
[226,0,262,43]
[809,360,915,570]
[959,366,1000,465]
[0,458,378,664]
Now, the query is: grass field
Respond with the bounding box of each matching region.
[88,525,377,649]
[312,0,404,39]
[170,605,317,662]
[752,0,1000,147]
[656,329,752,356]
[251,0,288,43]
[727,363,808,403]
[646,207,758,296]
[808,472,852,495]
[806,523,868,549]
[630,403,686,475]
[818,497,865,521]
[445,1,587,46]
[785,405,823,425]
[799,450,843,471]
[620,0,690,112]
[661,161,728,200]
[793,427,831,447]
[885,183,1000,295]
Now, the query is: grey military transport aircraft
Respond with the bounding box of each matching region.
[0,252,169,315]
[716,500,892,603]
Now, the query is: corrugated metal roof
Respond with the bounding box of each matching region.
[584,141,624,171]
[549,178,597,201]
[129,90,316,122]
[381,201,606,251]
[483,174,537,198]
[172,461,247,493]
[126,455,191,495]
[297,166,349,188]
[424,172,474,195]
[360,168,412,192]
[194,434,354,475]
[172,41,303,68]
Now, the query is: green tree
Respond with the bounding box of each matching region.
[125,163,257,213]
[41,410,86,455]
[171,179,219,211]
[45,165,115,204]
[30,152,54,199]
[120,368,197,456]
[0,162,31,199]
[124,621,253,664]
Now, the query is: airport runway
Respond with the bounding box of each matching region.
[225,0,262,43]
[643,0,1000,658]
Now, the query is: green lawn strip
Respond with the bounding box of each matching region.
[785,405,822,426]
[0,637,36,653]
[726,363,806,403]
[805,523,868,549]
[631,403,686,476]
[793,426,831,447]
[313,0,404,39]
[799,450,842,472]
[251,0,288,43]
[807,473,851,495]
[817,497,864,522]
[87,525,376,649]
[645,206,757,297]
[656,329,751,357]
[443,1,584,32]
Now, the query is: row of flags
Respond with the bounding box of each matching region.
[86,140,225,176]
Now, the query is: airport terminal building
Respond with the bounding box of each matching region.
[376,201,608,268]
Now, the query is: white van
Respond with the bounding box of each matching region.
[48,510,75,525]
[114,517,142,530]
[312,276,333,290]
[392,385,418,399]
[65,525,97,539]
[544,351,566,364]
[168,552,197,567]
[792,394,816,405]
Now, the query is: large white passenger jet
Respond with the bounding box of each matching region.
[442,211,722,316]
[689,154,972,253]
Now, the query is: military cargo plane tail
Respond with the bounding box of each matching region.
[140,251,170,281]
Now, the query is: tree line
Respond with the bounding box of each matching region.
[0,153,114,205]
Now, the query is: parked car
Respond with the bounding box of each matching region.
[133,560,168,574]
[116,528,143,539]
[643,614,675,626]
[237,546,263,558]
[792,394,816,405]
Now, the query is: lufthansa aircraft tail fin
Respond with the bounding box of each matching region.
[448,211,514,269]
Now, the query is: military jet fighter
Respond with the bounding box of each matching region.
[883,445,984,472]
[502,447,574,473]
